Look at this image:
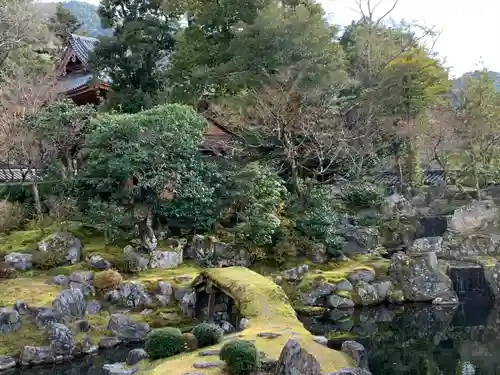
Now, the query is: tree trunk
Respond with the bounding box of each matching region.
[32,181,43,220]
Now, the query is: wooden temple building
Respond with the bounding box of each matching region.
[56,34,110,105]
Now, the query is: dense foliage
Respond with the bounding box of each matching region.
[4,0,500,264]
[191,323,224,348]
[145,327,184,359]
[220,340,259,375]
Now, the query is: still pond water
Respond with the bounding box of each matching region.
[9,297,500,375]
[300,296,499,375]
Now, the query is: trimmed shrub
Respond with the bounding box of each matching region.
[144,327,184,359]
[94,269,123,293]
[32,249,67,269]
[192,322,223,348]
[182,332,198,351]
[220,340,259,375]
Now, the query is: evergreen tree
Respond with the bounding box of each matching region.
[47,3,82,44]
[90,0,178,113]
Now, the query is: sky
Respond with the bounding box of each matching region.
[80,0,500,78]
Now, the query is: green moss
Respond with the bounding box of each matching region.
[143,267,354,375]
[44,263,88,276]
[0,275,61,356]
[294,305,328,316]
[296,256,389,293]
[0,228,48,256]
[0,318,48,356]
[476,256,497,270]
[0,277,60,306]
[133,263,201,289]
[74,311,112,343]
[327,331,360,340]
[335,290,351,299]
[132,307,195,329]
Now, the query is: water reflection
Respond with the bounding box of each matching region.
[300,298,500,375]
[8,345,137,375]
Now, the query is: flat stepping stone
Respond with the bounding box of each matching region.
[193,361,225,369]
[198,350,221,356]
[257,332,282,338]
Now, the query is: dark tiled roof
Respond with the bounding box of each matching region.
[374,169,446,186]
[56,72,94,94]
[69,34,98,65]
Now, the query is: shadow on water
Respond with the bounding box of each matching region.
[8,344,139,375]
[299,297,500,375]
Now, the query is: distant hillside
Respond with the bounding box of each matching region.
[452,70,500,92]
[36,1,113,38]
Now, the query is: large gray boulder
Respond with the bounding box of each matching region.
[276,339,321,375]
[184,234,250,268]
[87,255,112,270]
[409,237,443,254]
[355,281,382,306]
[0,355,15,371]
[389,252,454,302]
[448,200,498,234]
[20,346,55,366]
[107,314,150,342]
[47,323,75,355]
[4,252,33,270]
[38,232,82,264]
[341,341,368,369]
[105,282,152,308]
[301,283,336,306]
[0,308,21,333]
[149,250,183,269]
[338,225,379,254]
[381,194,417,218]
[123,246,150,272]
[53,288,86,319]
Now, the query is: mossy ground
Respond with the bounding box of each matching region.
[141,267,354,375]
[0,277,60,355]
[296,255,390,295]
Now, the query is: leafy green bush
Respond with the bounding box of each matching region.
[32,249,67,269]
[294,184,346,256]
[94,269,123,293]
[220,340,259,375]
[81,200,133,244]
[192,322,224,348]
[144,327,184,359]
[342,182,383,210]
[227,162,287,247]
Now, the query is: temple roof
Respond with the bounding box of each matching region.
[56,72,94,94]
[68,34,98,65]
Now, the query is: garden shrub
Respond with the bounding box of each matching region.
[220,340,259,375]
[94,269,123,293]
[144,327,184,359]
[342,182,383,210]
[182,332,198,351]
[0,200,24,233]
[32,248,67,269]
[228,162,287,248]
[192,322,224,348]
[294,183,346,257]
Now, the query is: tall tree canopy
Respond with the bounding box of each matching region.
[47,3,82,45]
[90,0,178,113]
